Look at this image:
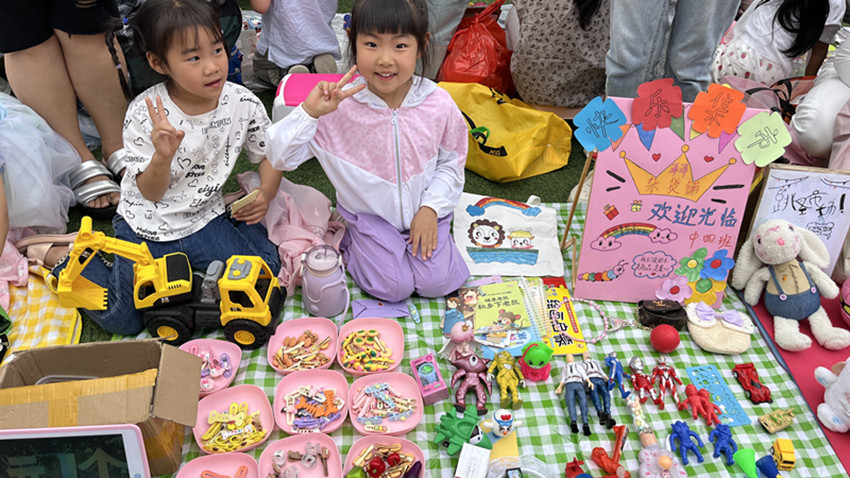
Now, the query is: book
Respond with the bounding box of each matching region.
[542,277,587,355]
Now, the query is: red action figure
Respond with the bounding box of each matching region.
[682,384,722,426]
[651,361,685,410]
[628,356,662,408]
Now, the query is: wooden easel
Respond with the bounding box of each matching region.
[560,150,597,250]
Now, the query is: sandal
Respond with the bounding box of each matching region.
[105,148,128,178]
[14,232,78,268]
[68,160,121,221]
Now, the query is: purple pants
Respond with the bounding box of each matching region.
[338,207,470,302]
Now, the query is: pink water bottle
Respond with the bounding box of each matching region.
[300,245,349,319]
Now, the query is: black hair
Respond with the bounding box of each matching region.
[574,0,603,30]
[758,0,830,58]
[105,0,225,100]
[348,0,430,75]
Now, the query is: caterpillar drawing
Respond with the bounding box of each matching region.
[579,260,628,282]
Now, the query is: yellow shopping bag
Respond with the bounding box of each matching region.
[439,82,572,182]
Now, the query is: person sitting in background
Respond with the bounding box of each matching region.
[712,0,845,86]
[250,0,341,89]
[509,0,609,112]
[0,0,129,220]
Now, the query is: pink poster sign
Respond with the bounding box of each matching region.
[574,97,758,304]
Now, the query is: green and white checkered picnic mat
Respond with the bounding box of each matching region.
[150,204,847,478]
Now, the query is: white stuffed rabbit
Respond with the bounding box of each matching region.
[815,359,850,432]
[730,219,850,351]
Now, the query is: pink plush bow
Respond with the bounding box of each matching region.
[695,302,743,327]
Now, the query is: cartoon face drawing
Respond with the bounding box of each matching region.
[468,219,505,248]
[507,229,535,249]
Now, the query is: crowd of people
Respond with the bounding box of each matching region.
[0,0,849,334]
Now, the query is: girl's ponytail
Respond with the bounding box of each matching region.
[765,0,830,58]
[104,21,134,102]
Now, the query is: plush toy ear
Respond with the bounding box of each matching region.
[797,226,830,269]
[730,234,761,290]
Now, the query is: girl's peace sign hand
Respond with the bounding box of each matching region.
[302,66,367,118]
[145,95,185,160]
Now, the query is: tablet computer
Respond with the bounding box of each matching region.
[0,423,150,478]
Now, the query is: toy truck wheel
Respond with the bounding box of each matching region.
[146,314,193,345]
[224,319,270,350]
[732,371,739,379]
[745,390,752,399]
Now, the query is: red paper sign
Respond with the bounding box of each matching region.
[632,79,683,131]
[688,84,746,138]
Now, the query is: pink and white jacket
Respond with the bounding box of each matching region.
[266,76,468,232]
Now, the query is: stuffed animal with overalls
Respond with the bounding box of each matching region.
[731,219,850,351]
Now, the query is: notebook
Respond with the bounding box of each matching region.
[0,424,150,478]
[542,277,587,355]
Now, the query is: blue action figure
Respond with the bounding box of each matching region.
[582,351,616,429]
[669,420,704,465]
[605,352,631,399]
[555,354,593,436]
[709,423,738,466]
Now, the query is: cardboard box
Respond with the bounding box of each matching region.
[0,339,201,476]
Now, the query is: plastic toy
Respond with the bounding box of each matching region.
[814,357,850,432]
[686,364,750,427]
[708,423,737,466]
[638,442,688,478]
[668,421,704,466]
[628,356,662,407]
[564,458,591,478]
[756,454,782,478]
[479,408,521,443]
[605,352,631,399]
[439,297,477,361]
[450,353,492,415]
[487,351,526,410]
[758,408,796,433]
[590,425,631,478]
[651,361,684,410]
[434,406,493,456]
[410,353,449,405]
[518,341,553,382]
[649,324,680,353]
[733,448,757,478]
[730,218,850,351]
[731,363,772,404]
[300,244,349,318]
[681,384,722,426]
[48,217,284,349]
[582,351,615,428]
[555,354,593,435]
[771,438,795,471]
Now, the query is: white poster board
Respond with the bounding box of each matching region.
[751,163,850,275]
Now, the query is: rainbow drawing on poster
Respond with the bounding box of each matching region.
[574,95,761,304]
[466,197,543,217]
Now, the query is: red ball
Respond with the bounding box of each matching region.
[650,324,680,353]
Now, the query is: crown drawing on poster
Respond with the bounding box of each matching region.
[621,145,733,202]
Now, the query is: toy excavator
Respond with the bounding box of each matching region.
[48,216,284,349]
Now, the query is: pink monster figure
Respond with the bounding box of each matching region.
[681,384,723,426]
[451,353,492,416]
[651,361,685,410]
[629,356,662,407]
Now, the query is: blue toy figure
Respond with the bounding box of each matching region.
[669,421,704,465]
[555,354,593,436]
[582,351,616,428]
[605,352,631,399]
[709,423,738,466]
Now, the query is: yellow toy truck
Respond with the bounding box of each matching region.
[48,217,284,349]
[770,438,795,471]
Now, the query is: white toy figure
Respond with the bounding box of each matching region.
[480,408,521,443]
[815,358,850,432]
[730,219,850,351]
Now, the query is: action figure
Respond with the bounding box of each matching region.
[438,304,477,361]
[651,360,685,410]
[487,350,526,410]
[669,420,704,465]
[450,353,492,415]
[555,354,593,436]
[479,408,521,443]
[681,384,723,426]
[605,352,631,399]
[708,423,737,466]
[582,351,616,428]
[629,356,662,408]
[518,341,554,382]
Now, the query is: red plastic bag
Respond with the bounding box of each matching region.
[437,0,514,96]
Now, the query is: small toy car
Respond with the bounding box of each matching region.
[732,363,772,404]
[771,438,795,471]
[759,408,796,433]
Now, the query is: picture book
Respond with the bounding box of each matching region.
[542,277,587,355]
[473,281,540,359]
